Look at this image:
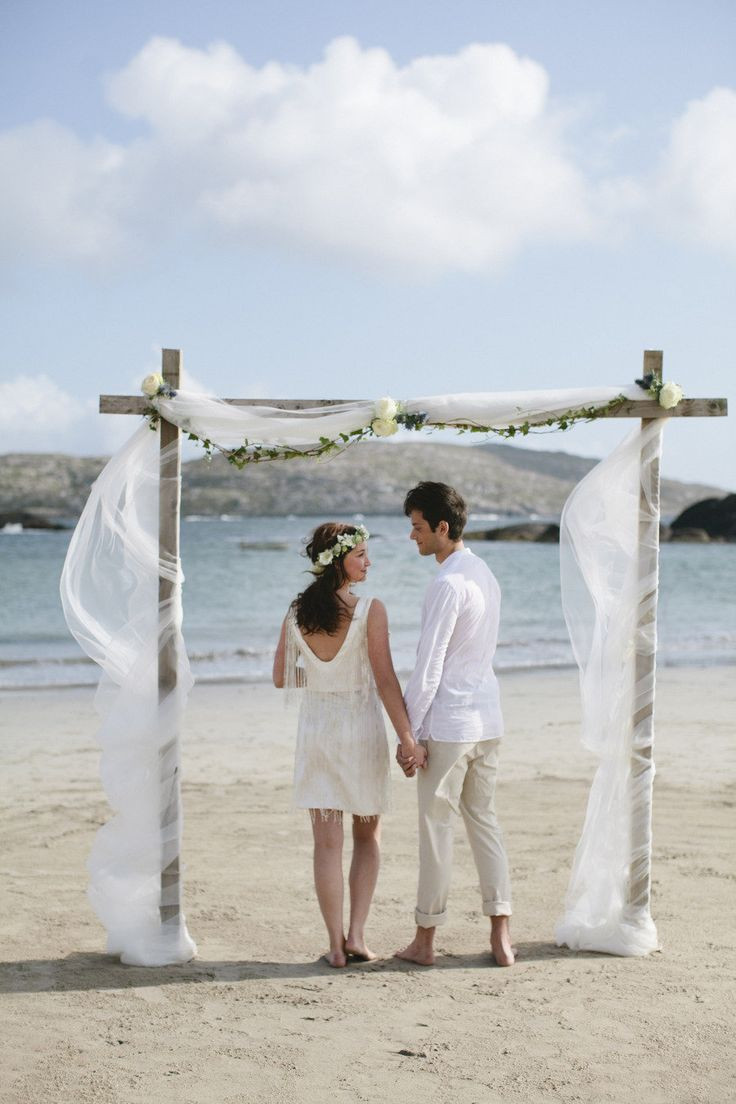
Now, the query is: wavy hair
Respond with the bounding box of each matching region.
[403,481,467,541]
[292,522,363,634]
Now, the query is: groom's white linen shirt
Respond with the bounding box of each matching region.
[404,548,503,743]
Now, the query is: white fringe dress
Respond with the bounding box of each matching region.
[286,596,391,818]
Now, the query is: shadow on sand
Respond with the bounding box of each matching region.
[1,941,600,994]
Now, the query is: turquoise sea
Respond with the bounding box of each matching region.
[0,514,734,690]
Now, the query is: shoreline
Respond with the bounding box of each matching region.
[1,654,734,695]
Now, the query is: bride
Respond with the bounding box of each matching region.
[273,522,425,966]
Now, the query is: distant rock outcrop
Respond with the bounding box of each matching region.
[0,511,68,530]
[0,454,105,519]
[670,495,736,541]
[465,523,560,543]
[668,527,711,542]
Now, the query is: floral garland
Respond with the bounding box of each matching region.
[142,373,176,433]
[310,525,370,574]
[142,373,176,401]
[141,377,685,466]
[635,374,684,409]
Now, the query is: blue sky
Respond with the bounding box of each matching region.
[1,0,734,487]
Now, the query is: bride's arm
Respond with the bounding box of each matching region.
[367,600,426,768]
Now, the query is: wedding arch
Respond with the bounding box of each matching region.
[60,349,726,966]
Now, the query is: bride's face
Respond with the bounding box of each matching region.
[342,542,370,584]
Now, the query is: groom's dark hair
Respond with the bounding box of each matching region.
[403,482,467,541]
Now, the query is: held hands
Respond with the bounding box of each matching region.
[396,740,428,778]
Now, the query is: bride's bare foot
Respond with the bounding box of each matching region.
[394,927,435,966]
[321,948,347,968]
[490,916,515,967]
[345,931,378,961]
[345,941,378,962]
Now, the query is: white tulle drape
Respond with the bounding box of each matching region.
[153,385,644,450]
[61,424,196,966]
[555,420,662,955]
[61,384,661,965]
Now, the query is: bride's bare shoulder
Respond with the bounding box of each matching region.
[366,597,388,623]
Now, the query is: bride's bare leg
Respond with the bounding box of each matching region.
[311,812,347,967]
[345,815,380,960]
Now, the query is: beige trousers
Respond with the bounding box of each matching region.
[415,737,512,928]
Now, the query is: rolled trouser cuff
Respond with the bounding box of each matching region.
[482,900,512,917]
[415,907,448,928]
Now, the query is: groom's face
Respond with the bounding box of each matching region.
[408,510,443,557]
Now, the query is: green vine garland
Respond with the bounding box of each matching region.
[144,393,631,466]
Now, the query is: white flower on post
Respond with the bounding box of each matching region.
[141,373,164,398]
[658,381,684,410]
[374,396,398,421]
[371,417,399,437]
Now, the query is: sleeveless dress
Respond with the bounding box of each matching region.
[286,596,391,817]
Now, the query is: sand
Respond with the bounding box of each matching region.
[1,666,734,1104]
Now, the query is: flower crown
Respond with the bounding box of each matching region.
[310,525,370,574]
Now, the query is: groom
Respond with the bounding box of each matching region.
[396,482,514,967]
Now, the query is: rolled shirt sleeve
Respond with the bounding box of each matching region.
[403,580,460,737]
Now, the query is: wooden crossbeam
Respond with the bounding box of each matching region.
[99,394,727,418]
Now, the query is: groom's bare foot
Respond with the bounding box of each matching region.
[394,928,435,966]
[490,916,515,967]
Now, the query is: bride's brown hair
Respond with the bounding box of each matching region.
[293,522,363,635]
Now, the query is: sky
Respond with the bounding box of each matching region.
[1,0,734,488]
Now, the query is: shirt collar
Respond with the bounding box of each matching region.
[437,546,471,574]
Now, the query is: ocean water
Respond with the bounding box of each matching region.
[0,514,734,690]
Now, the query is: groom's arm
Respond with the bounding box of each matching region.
[403,580,460,737]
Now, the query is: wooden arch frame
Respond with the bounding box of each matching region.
[100,349,727,945]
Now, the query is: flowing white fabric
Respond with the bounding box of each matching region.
[555,420,662,955]
[154,385,645,451]
[60,424,196,966]
[60,384,662,965]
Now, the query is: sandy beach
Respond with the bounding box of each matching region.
[1,666,734,1104]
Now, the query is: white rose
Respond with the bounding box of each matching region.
[374,396,398,421]
[318,549,333,566]
[141,373,164,398]
[658,381,684,410]
[371,417,399,437]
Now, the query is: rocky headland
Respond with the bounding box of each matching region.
[0,442,731,526]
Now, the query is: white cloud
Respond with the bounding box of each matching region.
[0,36,599,275]
[0,122,129,267]
[0,375,132,455]
[652,87,736,252]
[0,37,734,276]
[0,374,90,436]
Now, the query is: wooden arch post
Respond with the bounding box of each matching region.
[628,350,662,918]
[158,348,182,928]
